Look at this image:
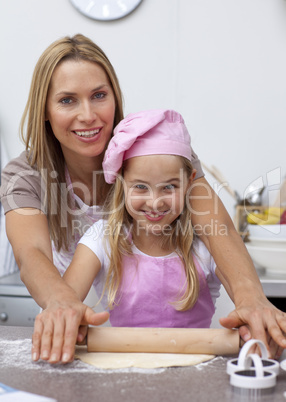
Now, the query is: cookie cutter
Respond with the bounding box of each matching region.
[230,352,277,395]
[227,339,280,376]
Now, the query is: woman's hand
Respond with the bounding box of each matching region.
[32,296,109,364]
[219,298,286,359]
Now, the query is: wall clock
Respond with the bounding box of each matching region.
[70,0,143,21]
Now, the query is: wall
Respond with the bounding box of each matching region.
[1,0,286,217]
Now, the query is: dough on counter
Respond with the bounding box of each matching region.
[75,348,215,369]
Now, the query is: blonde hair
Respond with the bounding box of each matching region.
[20,34,124,250]
[102,156,199,312]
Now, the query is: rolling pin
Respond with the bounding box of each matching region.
[87,327,240,355]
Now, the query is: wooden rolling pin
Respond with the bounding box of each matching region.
[87,327,240,355]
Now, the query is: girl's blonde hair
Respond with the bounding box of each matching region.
[20,34,124,251]
[102,156,199,312]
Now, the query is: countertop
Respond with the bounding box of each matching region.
[1,326,286,402]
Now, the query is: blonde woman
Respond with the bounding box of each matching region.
[0,35,285,364]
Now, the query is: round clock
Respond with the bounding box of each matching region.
[70,0,143,21]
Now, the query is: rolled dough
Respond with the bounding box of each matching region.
[75,348,215,369]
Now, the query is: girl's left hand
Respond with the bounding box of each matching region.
[77,325,89,344]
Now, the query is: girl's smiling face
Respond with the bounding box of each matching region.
[123,154,195,237]
[46,59,116,164]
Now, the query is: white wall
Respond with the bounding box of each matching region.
[1,0,286,217]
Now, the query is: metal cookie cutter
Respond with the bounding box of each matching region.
[227,339,280,376]
[230,352,277,397]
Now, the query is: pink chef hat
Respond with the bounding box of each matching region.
[102,109,192,184]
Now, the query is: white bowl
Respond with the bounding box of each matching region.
[248,237,286,249]
[248,224,286,239]
[246,243,286,276]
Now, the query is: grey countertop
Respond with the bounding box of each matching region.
[1,326,286,402]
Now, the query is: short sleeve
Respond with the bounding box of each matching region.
[0,152,45,213]
[78,219,110,267]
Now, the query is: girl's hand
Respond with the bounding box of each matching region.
[31,298,109,364]
[219,299,286,359]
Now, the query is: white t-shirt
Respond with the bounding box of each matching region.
[79,219,221,310]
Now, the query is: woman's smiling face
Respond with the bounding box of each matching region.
[123,154,194,237]
[46,59,116,163]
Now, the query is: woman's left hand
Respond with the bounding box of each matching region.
[220,298,286,359]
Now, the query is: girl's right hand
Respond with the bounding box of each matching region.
[31,298,109,364]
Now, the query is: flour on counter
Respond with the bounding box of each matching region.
[195,356,226,370]
[0,339,165,374]
[0,338,222,374]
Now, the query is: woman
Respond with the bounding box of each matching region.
[1,34,285,364]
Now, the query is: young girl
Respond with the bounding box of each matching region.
[63,109,221,328]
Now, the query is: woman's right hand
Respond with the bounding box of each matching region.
[32,295,109,364]
[4,210,109,364]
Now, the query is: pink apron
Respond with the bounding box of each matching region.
[109,252,215,328]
